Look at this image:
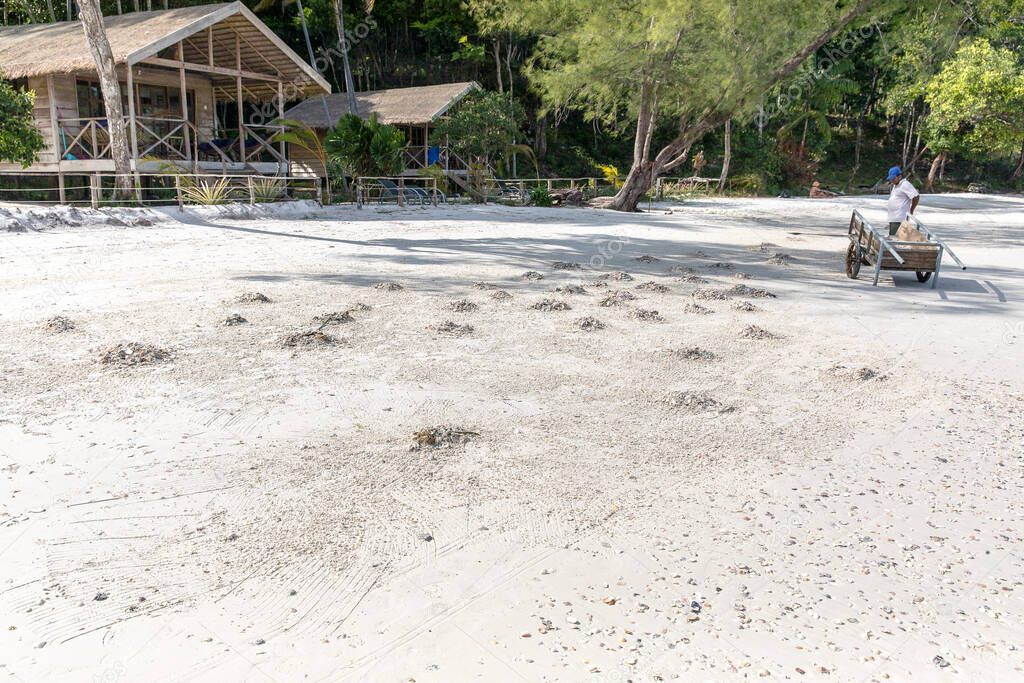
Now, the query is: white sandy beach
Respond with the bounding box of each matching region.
[1,194,1021,681]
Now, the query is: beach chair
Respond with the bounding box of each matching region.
[377,178,427,206]
[495,179,527,203]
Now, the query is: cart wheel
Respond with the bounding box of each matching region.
[845,243,862,279]
[916,271,931,283]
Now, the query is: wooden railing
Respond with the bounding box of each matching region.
[136,116,192,160]
[58,118,286,167]
[58,118,113,161]
[240,124,286,164]
[402,145,472,172]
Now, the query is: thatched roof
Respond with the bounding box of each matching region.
[284,82,481,128]
[0,2,329,98]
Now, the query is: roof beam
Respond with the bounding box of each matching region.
[139,56,279,83]
[122,1,329,94]
[238,30,283,78]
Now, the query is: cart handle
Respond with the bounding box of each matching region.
[852,209,905,265]
[907,214,967,270]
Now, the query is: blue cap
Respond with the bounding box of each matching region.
[887,166,902,181]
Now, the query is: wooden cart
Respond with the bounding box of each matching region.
[846,210,965,288]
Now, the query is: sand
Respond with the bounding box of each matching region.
[0,193,1021,681]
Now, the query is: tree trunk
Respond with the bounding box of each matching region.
[607,0,880,211]
[78,0,132,197]
[925,151,945,192]
[333,0,359,115]
[718,118,732,193]
[534,114,547,166]
[607,80,659,211]
[493,40,503,93]
[847,117,863,192]
[45,0,56,22]
[1012,139,1024,180]
[505,38,515,98]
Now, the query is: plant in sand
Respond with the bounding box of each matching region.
[250,176,286,203]
[181,176,233,205]
[597,164,623,189]
[529,185,553,206]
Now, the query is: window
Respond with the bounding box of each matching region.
[75,79,130,119]
[75,79,193,123]
[76,80,105,118]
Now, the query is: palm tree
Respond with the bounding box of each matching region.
[254,0,330,125]
[332,0,359,114]
[77,0,133,197]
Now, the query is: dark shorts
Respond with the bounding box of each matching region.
[889,222,902,236]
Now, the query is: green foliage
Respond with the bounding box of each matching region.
[598,164,622,188]
[924,39,1024,158]
[529,185,553,206]
[729,172,769,195]
[452,35,487,63]
[418,164,450,194]
[325,113,406,177]
[250,177,286,203]
[430,91,523,167]
[508,0,862,128]
[775,60,860,148]
[0,77,45,168]
[273,118,330,177]
[181,176,233,205]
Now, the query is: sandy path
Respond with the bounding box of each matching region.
[0,194,1021,681]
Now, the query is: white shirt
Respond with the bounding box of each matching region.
[887,178,920,223]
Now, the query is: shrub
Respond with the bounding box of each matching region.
[326,113,406,178]
[529,186,553,207]
[250,177,285,203]
[180,176,232,205]
[729,173,767,196]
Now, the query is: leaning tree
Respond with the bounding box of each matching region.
[505,0,884,210]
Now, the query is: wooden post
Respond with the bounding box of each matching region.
[398,177,405,207]
[175,174,183,211]
[126,66,140,194]
[207,27,214,67]
[277,80,285,165]
[89,174,99,208]
[431,177,437,206]
[45,75,68,205]
[45,75,62,162]
[178,43,192,171]
[247,175,254,205]
[236,34,245,163]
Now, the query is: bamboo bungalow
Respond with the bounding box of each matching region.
[0,2,329,201]
[282,81,480,184]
